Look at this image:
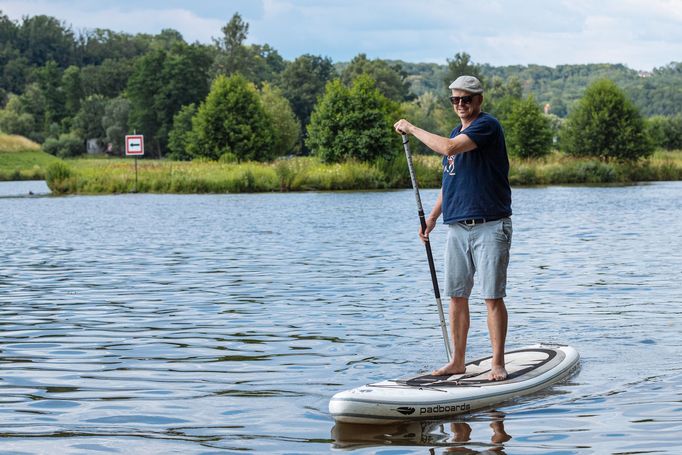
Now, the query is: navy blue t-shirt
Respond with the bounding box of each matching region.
[441,112,512,224]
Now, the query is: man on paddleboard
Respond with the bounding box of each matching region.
[394,75,512,381]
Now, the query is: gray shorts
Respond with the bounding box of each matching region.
[444,218,512,299]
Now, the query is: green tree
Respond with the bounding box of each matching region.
[661,115,682,150]
[61,65,83,116]
[249,43,286,85]
[42,133,83,157]
[0,13,24,94]
[505,96,553,159]
[0,94,35,136]
[259,83,300,156]
[341,53,411,102]
[7,83,46,141]
[127,42,212,156]
[102,96,130,155]
[33,60,66,131]
[80,58,135,98]
[0,12,18,49]
[17,15,75,67]
[559,79,653,161]
[210,14,284,85]
[167,103,197,160]
[76,28,150,66]
[306,75,400,163]
[444,52,483,88]
[211,13,251,76]
[646,115,682,150]
[400,91,452,153]
[278,54,335,130]
[151,28,185,51]
[72,94,106,142]
[484,76,523,123]
[1,55,30,95]
[127,48,173,156]
[155,43,213,145]
[188,74,274,161]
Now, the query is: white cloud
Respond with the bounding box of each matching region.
[88,7,224,43]
[2,0,680,69]
[1,0,224,42]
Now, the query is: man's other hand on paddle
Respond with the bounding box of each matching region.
[419,215,438,243]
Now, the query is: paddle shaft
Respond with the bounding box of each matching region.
[401,134,452,362]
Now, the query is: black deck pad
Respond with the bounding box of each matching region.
[398,348,560,387]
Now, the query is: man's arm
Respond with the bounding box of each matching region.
[394,119,477,156]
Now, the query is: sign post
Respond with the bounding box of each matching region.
[125,134,144,192]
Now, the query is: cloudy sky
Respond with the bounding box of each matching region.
[2,0,681,70]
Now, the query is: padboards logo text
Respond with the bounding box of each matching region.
[419,403,470,415]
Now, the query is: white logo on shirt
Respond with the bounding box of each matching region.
[444,156,456,176]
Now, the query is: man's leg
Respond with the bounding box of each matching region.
[431,296,469,376]
[485,297,508,380]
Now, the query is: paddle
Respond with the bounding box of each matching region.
[401,134,452,362]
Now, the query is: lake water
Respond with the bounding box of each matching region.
[0,181,681,454]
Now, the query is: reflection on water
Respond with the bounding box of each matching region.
[1,183,681,453]
[333,411,512,453]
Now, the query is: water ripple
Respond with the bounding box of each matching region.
[1,183,681,453]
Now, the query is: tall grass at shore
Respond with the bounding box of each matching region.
[508,150,682,185]
[38,149,682,195]
[48,158,280,194]
[46,155,444,194]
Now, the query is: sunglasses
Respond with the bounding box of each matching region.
[449,95,476,105]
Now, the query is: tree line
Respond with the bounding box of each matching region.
[0,11,680,164]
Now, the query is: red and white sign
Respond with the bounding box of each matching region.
[125,135,144,156]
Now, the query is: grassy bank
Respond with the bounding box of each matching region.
[509,150,682,185]
[43,150,682,195]
[0,134,59,180]
[1,133,679,194]
[44,154,442,194]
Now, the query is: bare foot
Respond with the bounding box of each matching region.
[431,361,466,376]
[488,365,508,381]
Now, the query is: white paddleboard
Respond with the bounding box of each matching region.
[329,344,579,424]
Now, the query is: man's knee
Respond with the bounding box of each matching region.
[451,296,469,306]
[485,298,505,310]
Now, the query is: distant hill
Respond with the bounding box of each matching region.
[389,60,682,117]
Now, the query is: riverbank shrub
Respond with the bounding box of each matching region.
[167,103,197,160]
[42,133,84,158]
[45,161,75,194]
[505,96,553,159]
[646,115,682,151]
[306,75,400,163]
[559,79,653,161]
[188,74,274,161]
[259,83,300,156]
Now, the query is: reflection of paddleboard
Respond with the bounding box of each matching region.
[330,344,579,424]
